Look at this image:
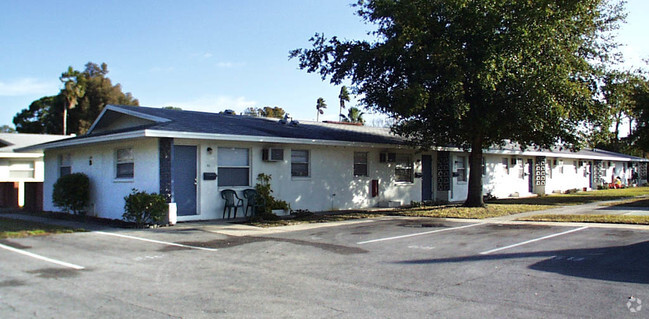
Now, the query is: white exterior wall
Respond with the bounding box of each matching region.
[183,139,421,221]
[43,138,159,219]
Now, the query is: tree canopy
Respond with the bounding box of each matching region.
[291,0,624,206]
[243,106,287,118]
[14,62,139,135]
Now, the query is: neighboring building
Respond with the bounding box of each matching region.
[21,105,649,221]
[0,133,68,211]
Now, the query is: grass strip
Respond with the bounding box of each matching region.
[0,217,84,238]
[250,204,548,227]
[517,214,649,225]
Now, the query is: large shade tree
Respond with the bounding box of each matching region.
[291,0,624,207]
[14,62,138,135]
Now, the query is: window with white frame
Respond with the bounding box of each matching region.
[573,161,578,174]
[395,154,413,182]
[218,147,250,186]
[481,157,486,176]
[9,160,35,179]
[517,158,524,179]
[354,152,368,177]
[59,154,72,177]
[455,156,467,182]
[559,160,564,174]
[291,150,310,177]
[502,158,509,174]
[115,148,134,179]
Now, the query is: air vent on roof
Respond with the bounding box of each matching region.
[223,109,236,115]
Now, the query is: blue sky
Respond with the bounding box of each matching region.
[1,0,648,129]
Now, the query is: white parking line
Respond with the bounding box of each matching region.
[94,231,218,252]
[0,243,84,270]
[479,226,589,255]
[357,223,483,245]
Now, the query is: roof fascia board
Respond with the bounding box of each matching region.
[17,130,147,152]
[143,129,409,149]
[0,153,43,159]
[87,105,171,134]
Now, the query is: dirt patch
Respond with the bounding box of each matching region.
[173,235,367,255]
[399,222,446,228]
[0,239,31,249]
[0,279,26,287]
[485,224,552,230]
[26,268,82,279]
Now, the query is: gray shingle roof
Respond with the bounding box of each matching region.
[90,104,404,145]
[0,133,68,153]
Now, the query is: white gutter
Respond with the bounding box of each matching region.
[17,127,646,163]
[142,129,409,149]
[17,130,148,152]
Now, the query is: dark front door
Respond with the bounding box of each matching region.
[172,145,197,216]
[422,155,433,201]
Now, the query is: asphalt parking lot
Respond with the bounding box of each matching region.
[1,217,647,318]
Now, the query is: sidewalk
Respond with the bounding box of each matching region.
[2,197,648,235]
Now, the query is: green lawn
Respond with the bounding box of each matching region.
[517,214,649,225]
[0,217,84,239]
[489,186,649,206]
[249,187,649,227]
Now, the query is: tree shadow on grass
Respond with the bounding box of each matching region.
[394,241,649,284]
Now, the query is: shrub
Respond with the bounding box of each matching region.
[123,189,167,227]
[255,173,290,213]
[52,173,90,215]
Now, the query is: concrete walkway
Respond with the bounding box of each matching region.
[2,197,648,235]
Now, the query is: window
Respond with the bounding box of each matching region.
[502,158,509,174]
[517,158,524,179]
[354,152,368,177]
[218,147,250,186]
[481,157,486,176]
[455,156,467,182]
[573,161,578,174]
[291,150,310,177]
[559,160,564,174]
[9,161,34,179]
[59,154,71,177]
[395,154,413,182]
[115,148,134,179]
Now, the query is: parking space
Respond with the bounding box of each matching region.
[1,218,648,318]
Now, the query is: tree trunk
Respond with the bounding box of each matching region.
[464,136,485,207]
[63,107,68,135]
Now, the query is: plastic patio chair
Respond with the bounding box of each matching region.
[221,189,244,219]
[243,189,266,217]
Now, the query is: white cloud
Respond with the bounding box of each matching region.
[0,78,59,96]
[164,95,257,114]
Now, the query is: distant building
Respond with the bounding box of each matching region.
[0,133,68,210]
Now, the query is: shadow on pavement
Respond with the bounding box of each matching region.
[394,240,649,284]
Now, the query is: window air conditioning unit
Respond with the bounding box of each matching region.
[262,148,284,162]
[379,152,396,163]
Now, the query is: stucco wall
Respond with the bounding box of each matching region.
[180,139,422,221]
[44,138,159,219]
[41,135,644,221]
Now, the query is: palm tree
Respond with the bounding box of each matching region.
[316,97,327,122]
[338,86,350,121]
[60,66,85,135]
[344,107,365,124]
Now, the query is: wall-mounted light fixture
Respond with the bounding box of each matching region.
[207,147,213,155]
[89,156,93,166]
